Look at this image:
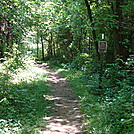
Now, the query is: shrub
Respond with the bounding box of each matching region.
[69,53,91,70]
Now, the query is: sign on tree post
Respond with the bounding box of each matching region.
[98,34,107,89]
[98,41,107,53]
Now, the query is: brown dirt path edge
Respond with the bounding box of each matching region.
[37,64,85,134]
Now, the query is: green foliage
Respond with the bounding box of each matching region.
[51,55,134,134]
[0,59,51,133]
[69,53,90,70]
[3,56,25,74]
[0,0,133,133]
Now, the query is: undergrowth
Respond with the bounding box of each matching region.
[49,53,134,134]
[0,57,51,134]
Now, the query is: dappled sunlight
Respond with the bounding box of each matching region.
[40,111,84,134]
[38,65,85,134]
[0,61,51,133]
[57,68,68,73]
[0,0,132,133]
[38,64,67,84]
[47,76,66,83]
[40,120,83,134]
[11,64,48,84]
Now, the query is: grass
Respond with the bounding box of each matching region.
[46,62,134,134]
[0,59,52,134]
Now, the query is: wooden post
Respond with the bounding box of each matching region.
[98,34,107,90]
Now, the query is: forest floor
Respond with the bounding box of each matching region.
[37,64,85,134]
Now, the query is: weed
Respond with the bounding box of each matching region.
[0,58,52,133]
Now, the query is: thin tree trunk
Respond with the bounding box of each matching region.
[36,32,39,59]
[50,32,53,56]
[0,41,4,58]
[84,0,100,60]
[41,35,45,61]
[53,42,56,56]
[116,0,128,60]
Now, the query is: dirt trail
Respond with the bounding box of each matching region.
[38,64,85,134]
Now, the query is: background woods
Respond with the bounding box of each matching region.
[1,0,133,61]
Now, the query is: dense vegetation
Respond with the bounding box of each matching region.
[50,54,133,134]
[0,0,134,134]
[0,56,51,133]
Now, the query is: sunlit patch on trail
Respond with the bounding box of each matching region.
[40,116,83,134]
[47,76,66,83]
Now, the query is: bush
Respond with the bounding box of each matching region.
[0,58,51,133]
[68,53,91,70]
[62,56,134,134]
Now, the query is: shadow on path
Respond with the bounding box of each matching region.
[37,64,85,134]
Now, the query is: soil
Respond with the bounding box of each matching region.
[37,64,85,134]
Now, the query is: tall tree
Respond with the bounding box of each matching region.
[84,0,100,60]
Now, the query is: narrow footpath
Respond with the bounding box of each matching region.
[38,64,85,134]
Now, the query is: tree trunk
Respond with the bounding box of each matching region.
[41,35,45,61]
[47,32,53,58]
[116,0,128,60]
[84,0,100,60]
[0,40,4,58]
[36,32,39,59]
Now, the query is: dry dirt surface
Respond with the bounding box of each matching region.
[37,64,85,134]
